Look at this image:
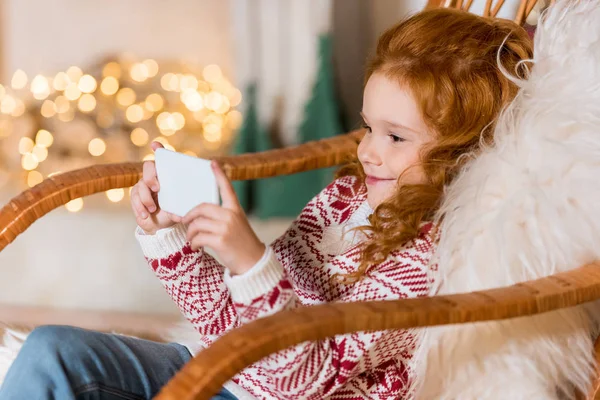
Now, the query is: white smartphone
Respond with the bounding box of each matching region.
[154,148,220,217]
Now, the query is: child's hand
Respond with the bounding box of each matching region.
[130,141,181,235]
[182,161,266,275]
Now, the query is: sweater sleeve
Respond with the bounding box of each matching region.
[223,233,434,398]
[135,223,239,347]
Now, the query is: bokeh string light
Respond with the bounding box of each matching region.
[0,57,243,213]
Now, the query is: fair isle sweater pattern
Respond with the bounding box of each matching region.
[135,175,435,399]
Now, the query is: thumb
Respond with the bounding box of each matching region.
[151,141,165,152]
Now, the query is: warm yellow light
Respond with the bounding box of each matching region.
[131,127,149,146]
[19,137,35,154]
[78,93,97,112]
[182,90,203,111]
[160,128,176,137]
[78,75,97,93]
[142,107,153,120]
[88,138,106,156]
[116,88,136,107]
[30,75,48,91]
[226,110,243,130]
[203,65,222,83]
[48,171,63,178]
[41,100,57,118]
[215,96,230,114]
[130,63,149,82]
[204,114,223,125]
[203,118,222,142]
[143,59,159,77]
[100,76,119,95]
[143,153,155,161]
[11,69,28,89]
[57,109,75,122]
[103,62,122,78]
[228,88,242,107]
[36,129,54,147]
[156,112,169,127]
[53,72,70,91]
[0,84,6,99]
[204,91,223,111]
[179,75,198,91]
[172,112,185,129]
[54,96,70,113]
[12,99,26,116]
[21,153,39,170]
[106,188,125,202]
[160,73,179,91]
[197,81,210,93]
[64,83,82,101]
[1,96,16,114]
[204,127,222,143]
[65,198,84,212]
[31,75,50,100]
[152,136,170,147]
[145,93,164,112]
[66,66,83,82]
[32,145,48,162]
[130,128,149,147]
[183,150,197,157]
[193,109,207,122]
[126,104,144,123]
[156,112,179,135]
[27,170,44,187]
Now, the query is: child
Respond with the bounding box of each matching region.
[0,7,532,400]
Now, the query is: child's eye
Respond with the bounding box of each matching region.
[361,123,372,133]
[389,134,405,143]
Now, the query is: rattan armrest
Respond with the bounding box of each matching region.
[0,130,363,252]
[155,262,600,400]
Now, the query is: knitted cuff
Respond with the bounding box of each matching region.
[224,246,285,304]
[135,223,189,259]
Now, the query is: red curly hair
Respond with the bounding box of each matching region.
[334,8,533,284]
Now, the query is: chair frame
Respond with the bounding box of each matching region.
[3,1,598,399]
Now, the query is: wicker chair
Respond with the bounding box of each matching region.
[3,0,599,399]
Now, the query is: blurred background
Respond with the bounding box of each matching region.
[0,0,540,327]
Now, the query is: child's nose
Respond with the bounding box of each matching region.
[358,139,382,166]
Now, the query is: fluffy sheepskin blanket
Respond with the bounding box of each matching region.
[2,2,600,399]
[411,1,600,399]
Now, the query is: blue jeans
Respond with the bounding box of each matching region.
[0,325,238,400]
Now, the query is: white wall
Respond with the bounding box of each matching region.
[2,0,233,81]
[370,0,427,45]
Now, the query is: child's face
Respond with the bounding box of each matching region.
[358,73,434,209]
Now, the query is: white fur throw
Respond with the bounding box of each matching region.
[2,2,600,399]
[412,1,600,399]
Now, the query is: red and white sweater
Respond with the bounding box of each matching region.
[135,175,436,399]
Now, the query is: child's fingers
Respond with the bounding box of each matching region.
[211,161,239,210]
[130,185,142,217]
[186,217,221,242]
[150,141,165,152]
[182,203,227,225]
[190,233,216,252]
[137,183,156,215]
[131,190,149,219]
[166,212,182,223]
[142,161,160,192]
